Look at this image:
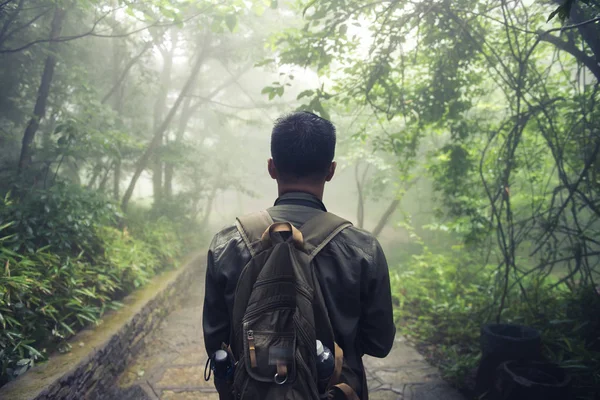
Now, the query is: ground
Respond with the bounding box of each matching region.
[116,269,465,400]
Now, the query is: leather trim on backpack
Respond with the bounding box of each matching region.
[327,343,361,400]
[261,222,304,248]
[329,342,344,388]
[331,383,360,400]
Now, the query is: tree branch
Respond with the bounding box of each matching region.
[0,5,215,54]
[538,30,600,80]
[0,0,25,46]
[101,41,153,105]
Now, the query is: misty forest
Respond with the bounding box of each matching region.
[0,0,599,398]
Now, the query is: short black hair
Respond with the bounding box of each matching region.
[271,111,336,181]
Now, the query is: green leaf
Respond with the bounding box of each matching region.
[21,345,42,358]
[339,24,347,35]
[225,14,237,32]
[297,90,314,100]
[255,58,275,67]
[547,0,574,22]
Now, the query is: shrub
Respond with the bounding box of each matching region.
[391,249,493,385]
[0,233,119,384]
[0,185,186,386]
[391,247,600,399]
[96,226,160,293]
[129,217,182,267]
[0,183,118,257]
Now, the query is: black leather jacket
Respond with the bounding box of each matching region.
[203,192,396,391]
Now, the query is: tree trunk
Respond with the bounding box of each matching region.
[152,30,177,205]
[199,187,218,228]
[540,32,600,81]
[87,162,103,189]
[121,49,207,212]
[164,96,194,199]
[543,0,600,80]
[162,63,252,200]
[371,199,400,238]
[18,7,66,172]
[113,157,121,200]
[355,163,371,229]
[569,1,600,63]
[98,163,113,192]
[356,164,365,229]
[108,23,125,201]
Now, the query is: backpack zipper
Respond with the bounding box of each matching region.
[247,329,257,368]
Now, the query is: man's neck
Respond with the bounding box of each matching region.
[277,183,325,201]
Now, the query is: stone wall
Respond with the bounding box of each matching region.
[0,255,201,400]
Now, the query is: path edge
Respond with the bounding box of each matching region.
[0,252,204,400]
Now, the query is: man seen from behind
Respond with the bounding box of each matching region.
[203,111,396,399]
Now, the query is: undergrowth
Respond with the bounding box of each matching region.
[0,184,188,386]
[391,247,600,400]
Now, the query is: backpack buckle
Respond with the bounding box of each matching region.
[274,363,288,385]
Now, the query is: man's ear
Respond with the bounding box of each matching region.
[268,158,278,180]
[325,161,336,182]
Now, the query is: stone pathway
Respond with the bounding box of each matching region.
[364,338,465,400]
[116,269,465,400]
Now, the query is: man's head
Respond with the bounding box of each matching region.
[268,112,337,196]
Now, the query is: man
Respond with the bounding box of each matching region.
[203,111,396,398]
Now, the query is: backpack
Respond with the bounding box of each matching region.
[227,210,364,400]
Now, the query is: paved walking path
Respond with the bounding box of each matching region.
[116,269,465,400]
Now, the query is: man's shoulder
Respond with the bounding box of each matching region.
[208,213,382,259]
[339,224,376,241]
[330,222,381,257]
[209,223,242,255]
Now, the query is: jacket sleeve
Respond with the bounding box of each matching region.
[203,235,230,358]
[359,237,396,358]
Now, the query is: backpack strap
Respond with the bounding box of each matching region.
[300,212,355,393]
[299,212,353,260]
[235,210,274,257]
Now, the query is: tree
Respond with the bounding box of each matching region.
[265,0,600,321]
[18,6,67,171]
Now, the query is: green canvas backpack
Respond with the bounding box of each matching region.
[227,210,363,400]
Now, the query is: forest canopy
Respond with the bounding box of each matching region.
[0,0,599,398]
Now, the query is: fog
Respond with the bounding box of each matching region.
[1,0,599,397]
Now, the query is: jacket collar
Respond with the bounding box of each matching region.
[274,191,327,212]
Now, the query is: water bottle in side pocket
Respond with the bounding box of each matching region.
[316,340,335,396]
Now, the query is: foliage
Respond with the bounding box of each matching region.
[0,185,184,386]
[0,0,598,394]
[548,0,600,22]
[265,1,600,396]
[390,236,600,398]
[0,183,118,257]
[0,0,289,390]
[0,0,287,386]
